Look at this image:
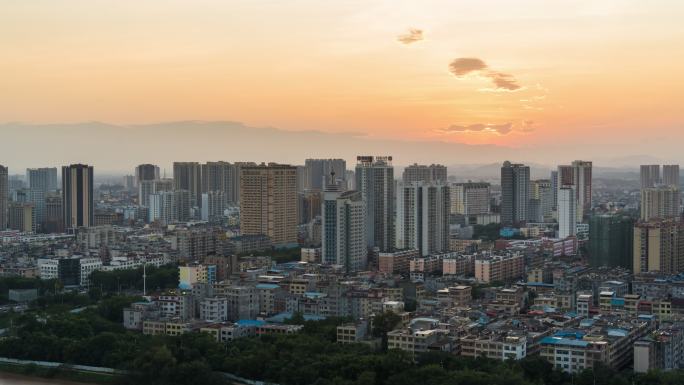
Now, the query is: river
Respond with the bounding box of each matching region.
[0,372,93,385]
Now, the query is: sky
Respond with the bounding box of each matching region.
[2,0,684,171]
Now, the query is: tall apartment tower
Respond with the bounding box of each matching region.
[135,164,160,186]
[641,165,661,189]
[0,165,7,230]
[556,161,592,222]
[450,182,490,216]
[396,183,450,256]
[45,194,63,233]
[62,164,94,230]
[173,162,202,207]
[500,161,530,226]
[321,189,367,273]
[572,160,592,221]
[240,163,298,247]
[26,167,58,232]
[201,161,231,194]
[633,219,684,274]
[530,179,553,222]
[402,164,447,184]
[304,159,347,191]
[550,170,559,209]
[641,186,681,221]
[588,214,634,269]
[355,156,395,252]
[558,186,577,239]
[663,165,680,188]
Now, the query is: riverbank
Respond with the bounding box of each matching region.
[0,371,98,385]
[0,361,120,385]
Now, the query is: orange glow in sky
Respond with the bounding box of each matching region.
[1,0,683,151]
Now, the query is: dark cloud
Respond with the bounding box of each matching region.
[448,58,488,76]
[441,123,514,135]
[487,71,521,91]
[449,57,521,91]
[397,28,424,44]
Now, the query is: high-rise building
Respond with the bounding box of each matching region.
[135,164,160,186]
[641,186,680,221]
[572,160,593,221]
[45,193,63,233]
[149,191,176,225]
[240,163,298,247]
[556,161,592,222]
[173,162,202,207]
[633,219,684,274]
[588,214,634,269]
[201,191,227,222]
[201,161,232,195]
[641,165,661,189]
[531,179,553,222]
[402,164,447,184]
[396,183,450,256]
[298,190,322,225]
[356,156,395,251]
[663,165,680,188]
[138,178,174,208]
[558,186,577,239]
[174,190,192,222]
[62,164,94,230]
[321,189,366,272]
[0,165,7,230]
[26,167,57,191]
[500,161,530,226]
[304,159,346,191]
[550,170,559,210]
[26,167,58,232]
[450,182,490,216]
[8,202,34,233]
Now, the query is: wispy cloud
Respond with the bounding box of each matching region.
[436,120,536,136]
[448,57,521,91]
[438,123,514,135]
[397,28,424,45]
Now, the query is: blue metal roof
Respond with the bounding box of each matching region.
[255,283,280,289]
[607,328,628,337]
[237,319,266,326]
[540,337,590,347]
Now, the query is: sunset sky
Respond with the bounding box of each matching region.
[2,0,684,168]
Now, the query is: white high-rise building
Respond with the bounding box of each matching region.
[663,165,680,188]
[450,182,490,216]
[321,189,366,273]
[641,186,680,221]
[641,165,661,189]
[356,156,394,252]
[201,191,227,222]
[558,186,577,239]
[396,183,450,256]
[149,191,176,225]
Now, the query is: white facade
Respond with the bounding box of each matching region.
[558,186,576,239]
[322,190,367,273]
[200,297,229,322]
[38,258,59,280]
[396,183,450,257]
[79,257,103,287]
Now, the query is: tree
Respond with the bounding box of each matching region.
[372,311,402,351]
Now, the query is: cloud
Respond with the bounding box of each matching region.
[448,58,488,76]
[397,28,424,44]
[448,57,521,91]
[437,120,537,136]
[486,71,521,91]
[440,123,514,135]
